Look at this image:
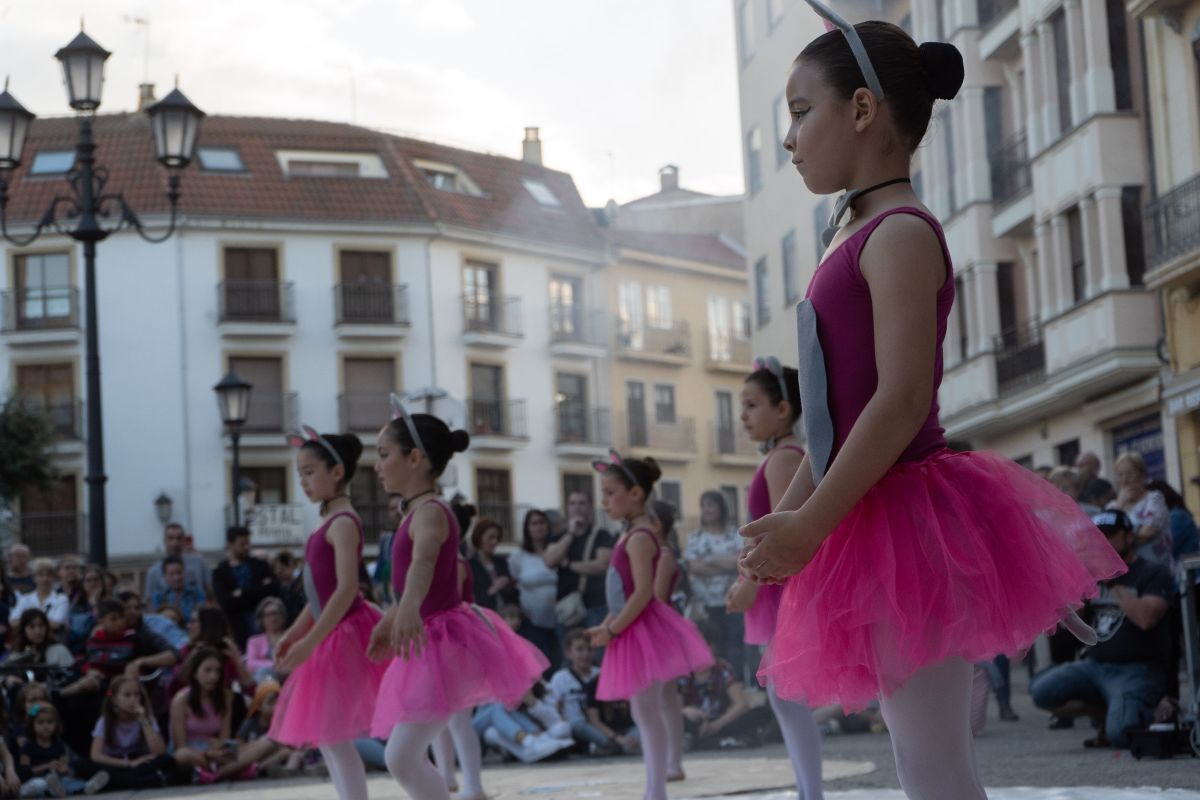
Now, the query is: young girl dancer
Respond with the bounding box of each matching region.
[369,399,547,800]
[739,13,1127,799]
[269,427,386,800]
[726,358,823,800]
[588,452,712,800]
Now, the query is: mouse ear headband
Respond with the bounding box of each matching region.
[285,425,343,467]
[390,393,430,462]
[753,355,793,409]
[802,0,884,100]
[591,448,639,489]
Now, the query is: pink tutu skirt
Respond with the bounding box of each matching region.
[597,600,714,700]
[744,583,784,646]
[759,449,1127,711]
[269,602,386,747]
[370,604,547,735]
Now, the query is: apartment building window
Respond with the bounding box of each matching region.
[735,301,752,340]
[654,384,677,424]
[997,262,1018,348]
[464,261,499,328]
[562,473,594,509]
[197,147,246,173]
[1121,186,1147,286]
[627,381,647,447]
[339,250,393,324]
[1106,0,1133,111]
[813,199,830,262]
[475,468,513,537]
[19,476,78,556]
[737,0,756,66]
[719,484,741,527]
[223,248,282,321]
[556,372,589,442]
[708,296,730,362]
[1052,10,1072,135]
[522,179,561,207]
[16,363,77,438]
[342,357,395,431]
[745,125,764,195]
[1056,439,1081,468]
[350,469,389,546]
[469,363,506,435]
[942,108,958,214]
[773,94,790,167]
[28,150,75,176]
[657,481,683,514]
[955,276,969,359]
[549,274,583,337]
[715,391,736,453]
[240,466,288,504]
[13,252,71,329]
[645,285,672,330]
[754,258,770,327]
[767,0,784,29]
[781,229,799,305]
[287,159,360,177]
[983,86,1004,196]
[229,356,286,432]
[618,280,645,349]
[1067,207,1086,304]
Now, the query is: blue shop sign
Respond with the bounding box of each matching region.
[1111,414,1165,482]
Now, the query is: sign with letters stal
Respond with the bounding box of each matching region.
[247,504,307,547]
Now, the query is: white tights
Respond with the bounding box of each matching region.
[432,710,484,798]
[767,685,824,799]
[320,740,370,800]
[879,657,987,800]
[630,681,668,800]
[385,720,452,800]
[661,681,685,777]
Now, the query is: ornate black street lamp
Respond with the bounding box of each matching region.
[213,371,252,526]
[0,28,205,566]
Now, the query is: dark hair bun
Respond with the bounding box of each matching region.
[336,433,365,464]
[919,42,964,100]
[449,430,470,453]
[643,457,662,484]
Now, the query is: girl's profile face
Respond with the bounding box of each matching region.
[375,429,423,495]
[601,472,641,520]
[740,381,789,443]
[297,447,344,505]
[783,60,857,196]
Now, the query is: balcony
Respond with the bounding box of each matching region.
[1126,0,1192,25]
[978,0,1020,59]
[621,415,696,463]
[616,320,690,366]
[218,281,296,338]
[993,321,1047,397]
[1,288,81,346]
[710,423,759,467]
[990,131,1032,208]
[704,330,753,374]
[549,304,607,358]
[467,398,529,450]
[17,512,83,557]
[463,296,523,348]
[554,404,611,458]
[334,283,410,338]
[339,392,393,434]
[1144,174,1200,284]
[240,390,298,444]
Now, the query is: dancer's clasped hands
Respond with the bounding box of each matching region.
[369,603,427,661]
[739,508,825,584]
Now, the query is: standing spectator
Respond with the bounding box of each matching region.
[244,598,289,683]
[1146,479,1199,559]
[150,556,205,622]
[270,551,305,625]
[9,560,69,634]
[144,524,211,602]
[467,518,517,611]
[55,555,84,610]
[1107,452,1173,567]
[1076,452,1116,508]
[1031,509,1173,747]
[212,527,280,650]
[545,491,614,630]
[507,510,563,672]
[6,545,33,596]
[684,492,744,670]
[372,494,403,607]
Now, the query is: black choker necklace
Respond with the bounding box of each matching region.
[320,495,350,516]
[759,432,796,455]
[401,489,437,512]
[822,177,912,247]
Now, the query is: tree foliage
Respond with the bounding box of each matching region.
[0,396,58,505]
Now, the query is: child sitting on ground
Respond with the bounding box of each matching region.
[17,703,109,797]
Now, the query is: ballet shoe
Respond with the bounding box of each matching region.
[666,771,686,782]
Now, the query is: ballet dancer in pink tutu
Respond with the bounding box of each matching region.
[587,451,712,800]
[726,357,823,799]
[269,426,387,800]
[369,396,547,800]
[739,5,1127,798]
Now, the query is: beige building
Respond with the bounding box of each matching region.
[603,228,757,529]
[735,0,1168,482]
[1131,0,1200,508]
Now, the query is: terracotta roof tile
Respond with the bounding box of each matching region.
[608,228,745,271]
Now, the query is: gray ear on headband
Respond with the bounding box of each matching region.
[802,0,885,100]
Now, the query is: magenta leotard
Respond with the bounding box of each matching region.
[303,511,366,615]
[390,500,462,618]
[742,443,805,645]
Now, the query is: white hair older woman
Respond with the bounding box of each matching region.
[1107,452,1172,566]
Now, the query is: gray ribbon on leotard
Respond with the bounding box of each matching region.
[604,566,626,617]
[796,299,834,485]
[302,563,322,618]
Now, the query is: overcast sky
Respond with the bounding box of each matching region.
[1,0,746,206]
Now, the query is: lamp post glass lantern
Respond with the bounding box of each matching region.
[214,371,252,525]
[154,492,173,525]
[0,29,203,567]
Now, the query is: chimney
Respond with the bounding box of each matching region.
[136,83,156,111]
[522,127,542,166]
[659,164,679,192]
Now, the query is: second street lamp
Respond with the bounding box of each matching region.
[0,28,205,567]
[214,371,252,526]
